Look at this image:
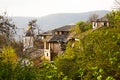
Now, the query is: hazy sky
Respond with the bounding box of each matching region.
[0,0,114,17]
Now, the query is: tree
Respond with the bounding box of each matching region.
[114,0,120,9]
[88,13,99,22]
[55,11,120,79]
[0,46,17,64]
[106,10,120,27]
[26,19,37,36]
[55,41,82,80]
[75,21,92,33]
[0,12,16,41]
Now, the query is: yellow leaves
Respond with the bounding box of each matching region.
[0,46,18,64]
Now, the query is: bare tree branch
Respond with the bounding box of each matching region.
[113,0,120,9]
[88,13,99,22]
[0,12,16,41]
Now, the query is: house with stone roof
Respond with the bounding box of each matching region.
[23,24,75,61]
[39,25,75,61]
[92,17,109,29]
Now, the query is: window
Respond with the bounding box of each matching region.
[46,53,48,56]
[55,32,58,35]
[104,22,107,26]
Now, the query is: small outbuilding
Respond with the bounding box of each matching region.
[92,17,109,29]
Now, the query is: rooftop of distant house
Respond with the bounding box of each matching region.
[39,24,75,36]
[92,17,109,22]
[39,24,75,42]
[53,25,75,32]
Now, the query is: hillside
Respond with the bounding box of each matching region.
[55,11,120,80]
[12,10,109,31]
[1,10,120,80]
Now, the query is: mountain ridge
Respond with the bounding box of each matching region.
[12,10,110,32]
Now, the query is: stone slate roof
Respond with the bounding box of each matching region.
[53,25,75,32]
[92,17,109,22]
[39,25,75,36]
[38,25,75,42]
[39,30,53,36]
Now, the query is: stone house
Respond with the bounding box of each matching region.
[40,25,75,61]
[23,28,34,51]
[92,17,109,29]
[23,25,43,62]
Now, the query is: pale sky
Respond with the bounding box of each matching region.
[0,0,114,17]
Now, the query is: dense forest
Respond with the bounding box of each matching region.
[0,8,120,80]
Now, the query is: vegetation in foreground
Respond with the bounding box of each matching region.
[0,10,120,80]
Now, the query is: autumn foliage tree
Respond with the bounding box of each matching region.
[0,46,17,64]
[55,10,120,80]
